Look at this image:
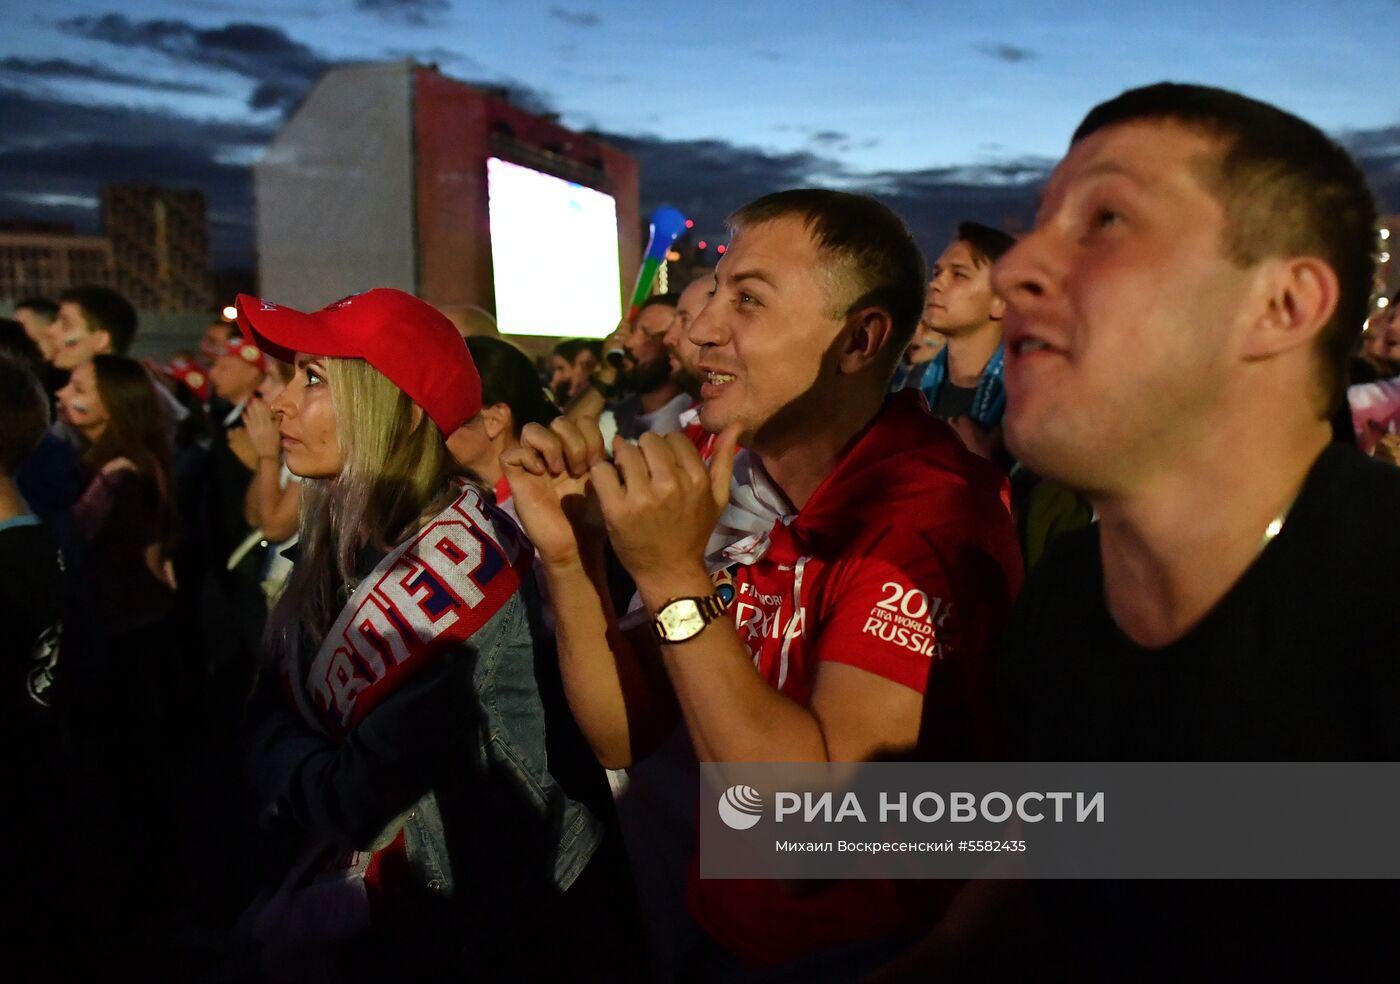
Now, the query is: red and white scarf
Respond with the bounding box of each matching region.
[286,479,534,738]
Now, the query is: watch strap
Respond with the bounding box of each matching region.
[652,592,728,643]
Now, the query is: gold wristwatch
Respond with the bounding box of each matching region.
[652,593,728,643]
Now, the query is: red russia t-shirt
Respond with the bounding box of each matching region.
[686,390,1024,967]
[679,399,722,462]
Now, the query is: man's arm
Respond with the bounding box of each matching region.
[594,432,923,763]
[622,555,921,762]
[564,325,625,422]
[563,375,609,422]
[242,396,300,541]
[503,420,679,768]
[246,459,300,542]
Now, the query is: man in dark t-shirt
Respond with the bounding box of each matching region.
[987,83,1400,979]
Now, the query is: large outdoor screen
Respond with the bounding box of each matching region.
[486,156,622,338]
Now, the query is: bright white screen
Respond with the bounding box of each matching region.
[486,157,622,338]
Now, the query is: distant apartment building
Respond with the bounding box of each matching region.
[102,184,213,312]
[0,221,115,301]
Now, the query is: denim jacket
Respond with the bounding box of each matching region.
[399,588,601,899]
[245,565,603,974]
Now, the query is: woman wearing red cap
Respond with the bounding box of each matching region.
[235,289,631,981]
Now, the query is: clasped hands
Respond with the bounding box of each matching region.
[502,417,741,585]
[227,397,281,471]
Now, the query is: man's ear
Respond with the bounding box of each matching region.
[838,306,895,374]
[481,402,512,441]
[989,294,1006,322]
[1241,256,1338,361]
[93,328,113,355]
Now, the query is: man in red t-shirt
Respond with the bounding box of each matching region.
[505,190,1022,976]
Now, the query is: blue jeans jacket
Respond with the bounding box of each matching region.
[245,588,603,973]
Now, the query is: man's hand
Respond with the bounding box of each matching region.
[227,424,257,471]
[589,425,741,588]
[1372,431,1400,467]
[595,322,630,385]
[502,417,608,568]
[243,397,281,461]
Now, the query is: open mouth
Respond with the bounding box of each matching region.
[1012,338,1051,356]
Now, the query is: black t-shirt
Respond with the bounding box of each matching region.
[999,445,1400,979]
[931,380,977,421]
[1001,444,1400,759]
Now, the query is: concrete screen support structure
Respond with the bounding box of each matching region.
[255,61,641,333]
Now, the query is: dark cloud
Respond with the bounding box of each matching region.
[875,156,1058,190]
[0,86,268,267]
[0,86,273,150]
[866,163,1048,242]
[772,123,873,150]
[467,77,557,115]
[1342,124,1400,214]
[976,43,1036,63]
[0,73,1040,273]
[383,47,480,70]
[354,0,451,27]
[0,57,218,95]
[62,13,554,118]
[1342,125,1400,165]
[600,132,843,229]
[56,14,327,112]
[549,8,602,28]
[600,130,1048,251]
[9,43,1395,290]
[803,129,878,155]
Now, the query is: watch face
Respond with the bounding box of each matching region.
[658,599,706,640]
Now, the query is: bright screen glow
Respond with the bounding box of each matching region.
[487,157,621,338]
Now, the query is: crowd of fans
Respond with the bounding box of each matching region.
[3,81,1400,982]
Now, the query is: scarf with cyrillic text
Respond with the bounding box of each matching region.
[286,479,534,738]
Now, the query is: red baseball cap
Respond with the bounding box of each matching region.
[165,355,211,402]
[216,336,268,372]
[233,288,482,434]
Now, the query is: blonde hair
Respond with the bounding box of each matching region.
[267,356,456,664]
